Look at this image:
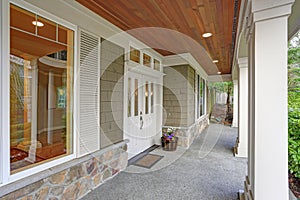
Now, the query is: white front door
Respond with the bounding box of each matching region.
[124,71,159,158]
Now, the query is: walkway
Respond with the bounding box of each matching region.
[82,124,247,200]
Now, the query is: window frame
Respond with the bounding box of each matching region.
[195,73,207,120]
[0,0,77,185]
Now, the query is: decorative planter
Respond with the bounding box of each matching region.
[161,137,178,151]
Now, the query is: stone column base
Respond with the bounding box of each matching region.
[234,137,248,157]
[244,176,253,200]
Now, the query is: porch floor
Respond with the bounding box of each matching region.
[81,124,247,200]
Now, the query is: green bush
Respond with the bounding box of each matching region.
[288,91,300,178]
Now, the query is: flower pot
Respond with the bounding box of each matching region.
[161,136,178,151]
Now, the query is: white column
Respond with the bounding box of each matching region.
[235,58,248,158]
[26,60,38,163]
[47,71,55,144]
[245,1,294,199]
[232,80,238,127]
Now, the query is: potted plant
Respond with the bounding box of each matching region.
[161,128,178,151]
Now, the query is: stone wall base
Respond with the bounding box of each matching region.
[244,176,253,200]
[234,137,248,158]
[163,115,209,148]
[0,142,128,200]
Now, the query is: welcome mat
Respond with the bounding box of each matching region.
[133,154,164,169]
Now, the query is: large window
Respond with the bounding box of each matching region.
[9,4,74,173]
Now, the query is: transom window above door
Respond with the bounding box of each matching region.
[129,46,161,71]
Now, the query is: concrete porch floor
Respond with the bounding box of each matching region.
[82,124,247,200]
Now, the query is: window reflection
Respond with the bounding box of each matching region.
[145,82,149,114]
[10,4,74,173]
[134,79,139,116]
[128,78,132,117]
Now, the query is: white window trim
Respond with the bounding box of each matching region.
[194,73,208,121]
[0,0,78,185]
[1,0,10,185]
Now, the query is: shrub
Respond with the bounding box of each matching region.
[288,91,300,178]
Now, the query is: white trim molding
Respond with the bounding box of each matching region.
[207,74,232,82]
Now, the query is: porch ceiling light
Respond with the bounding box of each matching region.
[217,71,222,75]
[202,32,212,38]
[213,60,219,63]
[32,20,44,27]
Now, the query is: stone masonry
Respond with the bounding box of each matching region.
[162,115,209,148]
[0,143,128,200]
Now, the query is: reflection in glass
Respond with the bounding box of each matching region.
[145,82,149,114]
[151,83,154,113]
[154,59,160,71]
[9,4,74,173]
[200,77,203,116]
[130,47,140,63]
[143,53,151,68]
[134,79,139,116]
[128,78,131,117]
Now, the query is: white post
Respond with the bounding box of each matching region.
[245,1,294,199]
[26,60,38,163]
[232,80,238,127]
[47,71,55,144]
[235,57,248,158]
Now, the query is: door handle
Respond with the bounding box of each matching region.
[140,111,143,129]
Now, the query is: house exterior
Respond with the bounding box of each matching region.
[0,0,299,199]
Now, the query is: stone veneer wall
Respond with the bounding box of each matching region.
[163,115,209,148]
[0,142,128,200]
[100,39,124,148]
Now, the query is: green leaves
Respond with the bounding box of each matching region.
[288,32,300,179]
[288,92,300,178]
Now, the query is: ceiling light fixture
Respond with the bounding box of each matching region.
[213,60,219,63]
[32,21,44,27]
[217,71,222,75]
[202,32,212,38]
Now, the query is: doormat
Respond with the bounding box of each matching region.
[133,154,164,169]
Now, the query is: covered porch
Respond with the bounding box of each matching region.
[0,0,300,199]
[82,123,247,200]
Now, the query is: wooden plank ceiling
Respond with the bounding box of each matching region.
[76,0,240,75]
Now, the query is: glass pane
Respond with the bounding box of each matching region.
[58,25,68,44]
[37,15,56,41]
[154,59,160,71]
[134,79,139,116]
[130,47,140,63]
[10,4,36,34]
[143,53,151,68]
[151,83,154,113]
[200,77,203,116]
[145,82,149,114]
[10,5,74,173]
[128,78,132,117]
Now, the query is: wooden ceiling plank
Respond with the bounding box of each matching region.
[76,0,239,75]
